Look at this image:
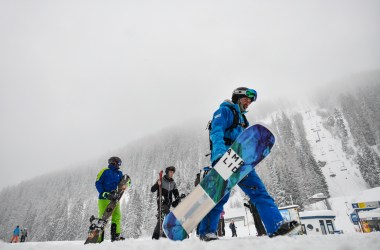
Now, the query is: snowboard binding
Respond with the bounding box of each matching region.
[88,215,108,232]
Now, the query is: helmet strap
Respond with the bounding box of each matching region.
[238,100,246,112]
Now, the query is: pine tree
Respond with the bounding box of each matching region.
[356,145,380,187]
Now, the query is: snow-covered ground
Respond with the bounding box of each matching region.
[2,233,379,250]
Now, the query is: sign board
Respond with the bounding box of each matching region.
[352,201,380,210]
[350,213,359,225]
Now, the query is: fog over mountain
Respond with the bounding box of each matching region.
[1,0,380,190]
[0,72,378,241]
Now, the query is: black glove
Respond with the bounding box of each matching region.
[172,197,181,208]
[172,194,187,208]
[102,190,120,200]
[108,190,120,200]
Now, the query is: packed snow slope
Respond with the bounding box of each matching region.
[1,234,379,250]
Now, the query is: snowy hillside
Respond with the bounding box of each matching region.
[300,107,368,233]
[302,108,368,197]
[298,91,379,233]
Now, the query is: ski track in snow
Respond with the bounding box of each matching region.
[1,234,379,250]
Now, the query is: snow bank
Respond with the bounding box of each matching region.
[300,210,335,218]
[351,187,380,204]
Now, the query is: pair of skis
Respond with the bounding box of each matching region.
[158,170,164,238]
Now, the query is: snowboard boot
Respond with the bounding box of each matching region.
[152,233,159,240]
[151,229,166,240]
[269,220,300,238]
[152,219,161,240]
[200,233,218,241]
[110,223,125,242]
[112,234,125,241]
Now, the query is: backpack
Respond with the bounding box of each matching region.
[206,105,248,156]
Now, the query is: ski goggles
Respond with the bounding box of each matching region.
[233,88,257,102]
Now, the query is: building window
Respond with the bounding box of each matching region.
[326,220,335,234]
[319,220,327,235]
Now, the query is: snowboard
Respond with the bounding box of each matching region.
[84,174,130,244]
[163,123,275,241]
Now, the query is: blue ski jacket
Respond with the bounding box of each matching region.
[13,227,20,236]
[210,100,249,164]
[95,165,124,199]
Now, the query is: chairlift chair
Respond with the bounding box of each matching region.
[329,168,336,177]
[340,162,347,171]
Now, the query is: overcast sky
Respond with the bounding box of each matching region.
[1,0,379,190]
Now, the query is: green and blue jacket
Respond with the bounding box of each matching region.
[95,165,123,199]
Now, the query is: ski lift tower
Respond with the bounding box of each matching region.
[309,193,332,210]
[314,129,321,143]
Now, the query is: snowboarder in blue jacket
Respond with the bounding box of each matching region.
[95,156,125,242]
[198,87,298,241]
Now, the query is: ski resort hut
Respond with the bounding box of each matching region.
[299,210,336,235]
[349,187,380,233]
[357,209,380,232]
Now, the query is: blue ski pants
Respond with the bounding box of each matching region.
[198,169,283,235]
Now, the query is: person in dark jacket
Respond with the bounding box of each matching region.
[95,156,128,242]
[229,220,237,237]
[20,228,28,242]
[151,166,180,240]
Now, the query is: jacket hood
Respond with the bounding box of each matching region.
[220,99,248,114]
[164,175,174,182]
